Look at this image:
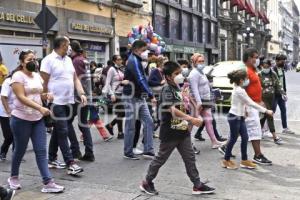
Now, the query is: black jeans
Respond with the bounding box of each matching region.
[69,103,93,155]
[48,104,75,165]
[273,95,287,129]
[146,136,201,187]
[0,116,14,155]
[109,98,124,133]
[225,113,248,161]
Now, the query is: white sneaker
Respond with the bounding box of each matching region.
[133,148,143,155]
[41,181,65,193]
[8,177,21,190]
[282,128,295,134]
[67,163,83,175]
[263,131,273,138]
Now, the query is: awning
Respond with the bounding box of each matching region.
[231,0,247,11]
[262,11,270,24]
[245,0,257,17]
[257,11,264,20]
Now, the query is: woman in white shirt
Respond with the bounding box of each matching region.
[103,55,127,139]
[222,69,273,170]
[0,75,14,161]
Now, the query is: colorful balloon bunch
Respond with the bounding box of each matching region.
[128,24,166,55]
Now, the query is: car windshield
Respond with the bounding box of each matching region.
[210,62,246,77]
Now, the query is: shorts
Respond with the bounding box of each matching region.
[245,106,262,141]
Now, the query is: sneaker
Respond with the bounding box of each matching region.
[240,160,257,169]
[193,145,200,155]
[282,128,295,134]
[105,124,114,135]
[194,134,205,141]
[79,154,95,162]
[192,183,215,195]
[143,152,155,160]
[41,181,64,193]
[103,135,113,142]
[67,163,84,175]
[48,160,67,169]
[117,133,124,139]
[221,160,238,170]
[211,144,222,149]
[140,180,158,195]
[133,148,143,155]
[274,137,283,145]
[73,151,82,160]
[217,136,227,142]
[2,188,15,200]
[0,153,6,161]
[153,132,159,138]
[8,177,21,190]
[123,154,140,160]
[218,146,236,158]
[253,154,272,165]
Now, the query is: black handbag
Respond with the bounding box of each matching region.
[42,101,54,128]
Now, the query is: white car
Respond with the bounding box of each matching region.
[204,61,246,107]
[296,63,300,72]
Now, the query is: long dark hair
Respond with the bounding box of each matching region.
[15,50,34,71]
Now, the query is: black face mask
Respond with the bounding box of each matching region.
[26,61,36,72]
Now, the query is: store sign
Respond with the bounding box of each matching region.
[81,41,106,52]
[69,19,113,37]
[0,12,34,24]
[0,7,36,26]
[165,44,204,54]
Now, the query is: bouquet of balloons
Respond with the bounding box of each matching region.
[128,24,166,55]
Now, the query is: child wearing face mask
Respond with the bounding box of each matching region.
[259,60,284,145]
[222,69,274,170]
[140,61,215,196]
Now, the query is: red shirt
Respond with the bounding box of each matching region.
[246,66,262,103]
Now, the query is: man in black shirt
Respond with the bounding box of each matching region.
[140,61,215,196]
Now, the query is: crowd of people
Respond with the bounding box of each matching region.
[0,37,295,199]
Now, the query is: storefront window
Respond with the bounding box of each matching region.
[81,41,106,64]
[182,0,190,8]
[175,53,184,60]
[170,8,180,40]
[205,0,210,15]
[155,3,168,37]
[182,13,192,41]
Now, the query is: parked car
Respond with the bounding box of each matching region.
[296,63,300,72]
[204,61,246,107]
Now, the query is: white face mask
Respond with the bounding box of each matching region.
[182,68,190,78]
[141,50,149,60]
[242,79,250,88]
[142,61,148,69]
[254,58,260,68]
[174,74,185,85]
[262,68,271,74]
[67,45,72,56]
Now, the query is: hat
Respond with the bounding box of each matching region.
[70,40,83,53]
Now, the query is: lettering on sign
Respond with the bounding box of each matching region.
[71,22,113,36]
[0,12,35,24]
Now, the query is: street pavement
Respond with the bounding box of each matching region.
[1,71,300,200]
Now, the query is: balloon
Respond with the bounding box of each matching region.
[149,43,158,51]
[141,28,148,39]
[127,32,132,37]
[129,37,135,44]
[156,46,162,55]
[151,37,158,44]
[145,39,151,44]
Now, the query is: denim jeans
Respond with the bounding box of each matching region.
[70,103,93,155]
[123,97,154,156]
[225,113,248,161]
[48,104,75,165]
[10,116,52,184]
[273,95,287,129]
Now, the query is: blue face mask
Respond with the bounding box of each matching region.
[242,79,250,88]
[197,64,205,71]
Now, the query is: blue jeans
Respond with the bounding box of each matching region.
[124,97,154,156]
[10,116,52,184]
[225,113,249,161]
[48,104,75,165]
[273,95,287,129]
[69,103,93,154]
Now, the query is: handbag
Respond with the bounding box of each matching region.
[42,101,54,128]
[88,106,100,121]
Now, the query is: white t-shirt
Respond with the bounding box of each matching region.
[40,51,75,105]
[0,78,14,117]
